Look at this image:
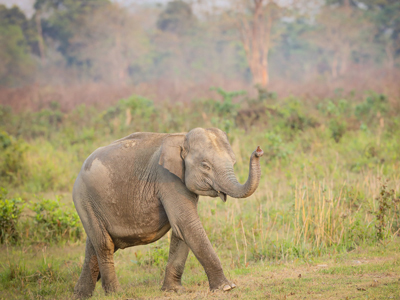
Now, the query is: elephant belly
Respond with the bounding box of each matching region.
[112,221,171,249]
[106,198,171,250]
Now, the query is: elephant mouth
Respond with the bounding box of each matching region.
[217,191,227,202]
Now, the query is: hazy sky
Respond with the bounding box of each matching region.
[0,0,322,19]
[0,0,174,17]
[1,0,35,16]
[0,0,234,18]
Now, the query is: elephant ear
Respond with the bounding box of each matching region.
[159,134,186,183]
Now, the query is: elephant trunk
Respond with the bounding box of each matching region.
[217,146,263,199]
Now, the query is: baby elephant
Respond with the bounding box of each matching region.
[73,127,263,298]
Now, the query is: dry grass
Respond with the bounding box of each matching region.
[1,238,399,299]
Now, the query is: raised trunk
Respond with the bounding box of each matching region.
[217,146,263,199]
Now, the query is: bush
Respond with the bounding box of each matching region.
[375,181,400,241]
[329,119,347,142]
[264,132,291,160]
[0,188,24,244]
[355,93,389,123]
[209,87,244,117]
[30,197,82,242]
[0,131,28,184]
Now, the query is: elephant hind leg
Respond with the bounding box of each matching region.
[74,238,100,298]
[93,231,121,294]
[96,247,118,282]
[97,247,119,281]
[161,231,189,292]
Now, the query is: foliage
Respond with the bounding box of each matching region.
[209,87,245,117]
[0,131,28,184]
[0,0,398,88]
[0,23,34,86]
[329,119,347,142]
[156,0,194,34]
[119,95,155,120]
[355,92,389,122]
[0,90,399,258]
[35,0,110,63]
[375,180,400,240]
[0,188,24,244]
[263,132,291,160]
[30,196,82,242]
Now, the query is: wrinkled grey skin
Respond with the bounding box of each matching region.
[73,127,263,298]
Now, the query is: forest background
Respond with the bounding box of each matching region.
[0,0,399,109]
[0,0,400,299]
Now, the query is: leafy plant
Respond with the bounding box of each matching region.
[329,119,347,142]
[251,85,277,104]
[355,93,389,122]
[264,132,291,160]
[0,131,28,183]
[30,197,82,242]
[275,99,318,132]
[0,187,24,244]
[210,87,244,117]
[375,180,400,241]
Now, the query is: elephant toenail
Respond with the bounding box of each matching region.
[232,283,236,288]
[223,285,231,291]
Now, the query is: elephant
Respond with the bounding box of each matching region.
[72,127,263,298]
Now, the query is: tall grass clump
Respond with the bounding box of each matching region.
[0,88,398,259]
[0,188,24,244]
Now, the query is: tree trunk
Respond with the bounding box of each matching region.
[331,53,338,79]
[35,11,45,61]
[237,0,272,88]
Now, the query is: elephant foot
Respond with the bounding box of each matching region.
[73,290,93,300]
[161,283,186,294]
[74,283,95,299]
[103,282,122,295]
[210,280,236,292]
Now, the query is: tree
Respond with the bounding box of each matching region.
[0,5,35,86]
[34,0,110,64]
[304,0,373,78]
[229,0,319,87]
[362,0,400,69]
[156,0,194,34]
[231,0,281,88]
[67,3,151,83]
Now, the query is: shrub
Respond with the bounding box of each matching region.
[0,188,24,244]
[0,131,28,183]
[375,180,400,241]
[274,98,318,133]
[329,119,347,142]
[30,197,82,242]
[264,132,291,160]
[209,87,244,117]
[120,95,154,119]
[355,92,389,122]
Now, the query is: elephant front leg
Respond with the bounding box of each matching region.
[162,194,236,292]
[182,219,236,291]
[162,231,189,292]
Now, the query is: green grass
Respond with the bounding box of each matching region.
[1,240,400,299]
[0,89,400,298]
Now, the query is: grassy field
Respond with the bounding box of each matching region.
[0,89,399,299]
[1,231,399,299]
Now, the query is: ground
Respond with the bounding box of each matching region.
[1,238,399,299]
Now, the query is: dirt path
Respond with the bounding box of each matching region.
[145,251,400,300]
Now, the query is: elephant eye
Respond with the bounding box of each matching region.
[201,162,211,171]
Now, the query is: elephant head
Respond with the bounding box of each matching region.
[159,127,263,201]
